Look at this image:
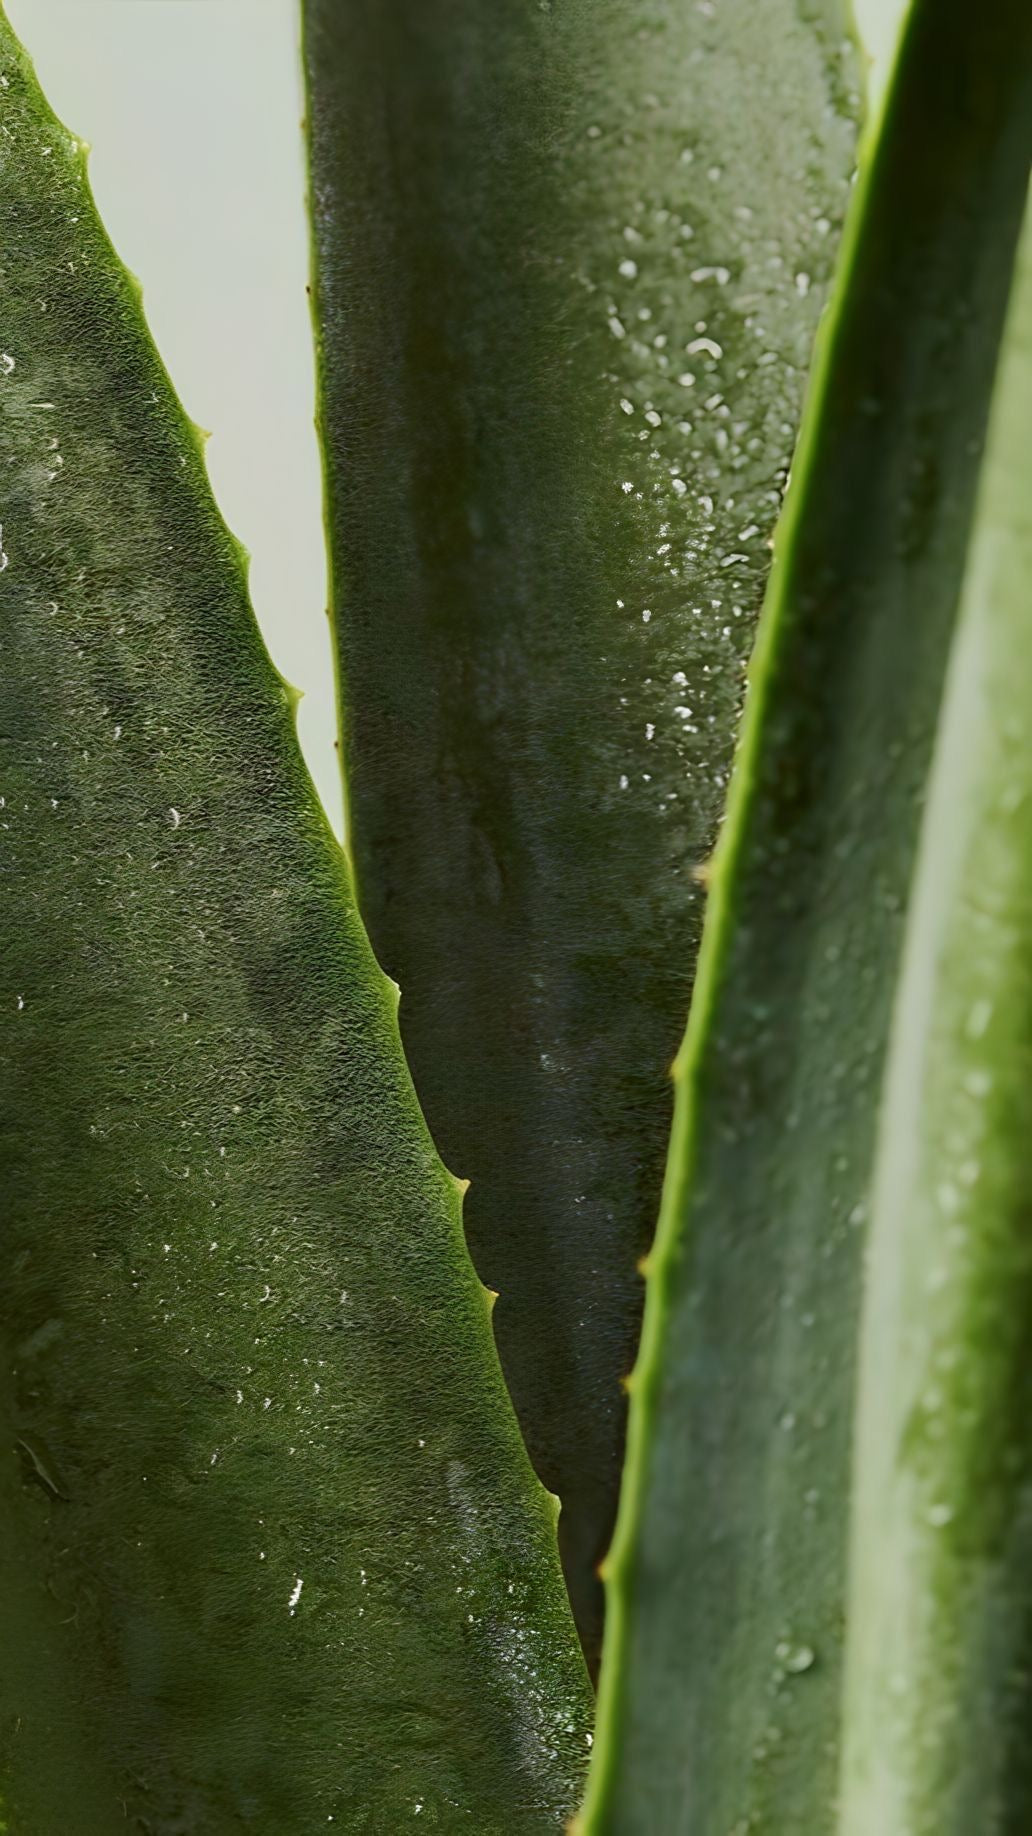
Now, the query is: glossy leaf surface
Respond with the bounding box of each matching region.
[0,17,591,1832]
[302,0,859,1665]
[580,0,1032,1826]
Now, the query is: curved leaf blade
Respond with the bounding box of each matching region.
[302,0,859,1667]
[0,17,591,1831]
[580,0,1032,1826]
[839,194,1032,1836]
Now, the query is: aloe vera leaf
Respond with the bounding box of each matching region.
[302,0,860,1667]
[0,16,592,1832]
[839,193,1032,1836]
[577,1,1032,1828]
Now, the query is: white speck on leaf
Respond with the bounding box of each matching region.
[966,998,992,1039]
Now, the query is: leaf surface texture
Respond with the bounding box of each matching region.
[0,18,591,1832]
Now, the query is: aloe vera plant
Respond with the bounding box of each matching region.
[0,16,589,1831]
[580,0,1032,1828]
[837,209,1032,1836]
[3,0,1032,1830]
[302,0,860,1667]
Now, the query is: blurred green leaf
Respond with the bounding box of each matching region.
[840,195,1032,1836]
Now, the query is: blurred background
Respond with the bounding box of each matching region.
[6,0,904,843]
[8,0,340,831]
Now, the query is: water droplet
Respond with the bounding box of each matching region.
[775,1640,815,1674]
[965,999,992,1039]
[288,1575,304,1614]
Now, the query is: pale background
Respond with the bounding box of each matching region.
[8,0,905,840]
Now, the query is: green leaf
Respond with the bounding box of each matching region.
[0,14,591,1831]
[839,194,1032,1836]
[302,0,860,1667]
[579,0,1032,1827]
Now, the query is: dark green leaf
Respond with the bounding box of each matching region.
[580,0,1032,1826]
[302,0,860,1667]
[0,16,591,1831]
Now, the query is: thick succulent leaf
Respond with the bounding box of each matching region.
[302,0,859,1667]
[0,16,591,1833]
[839,194,1032,1836]
[579,0,1032,1828]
